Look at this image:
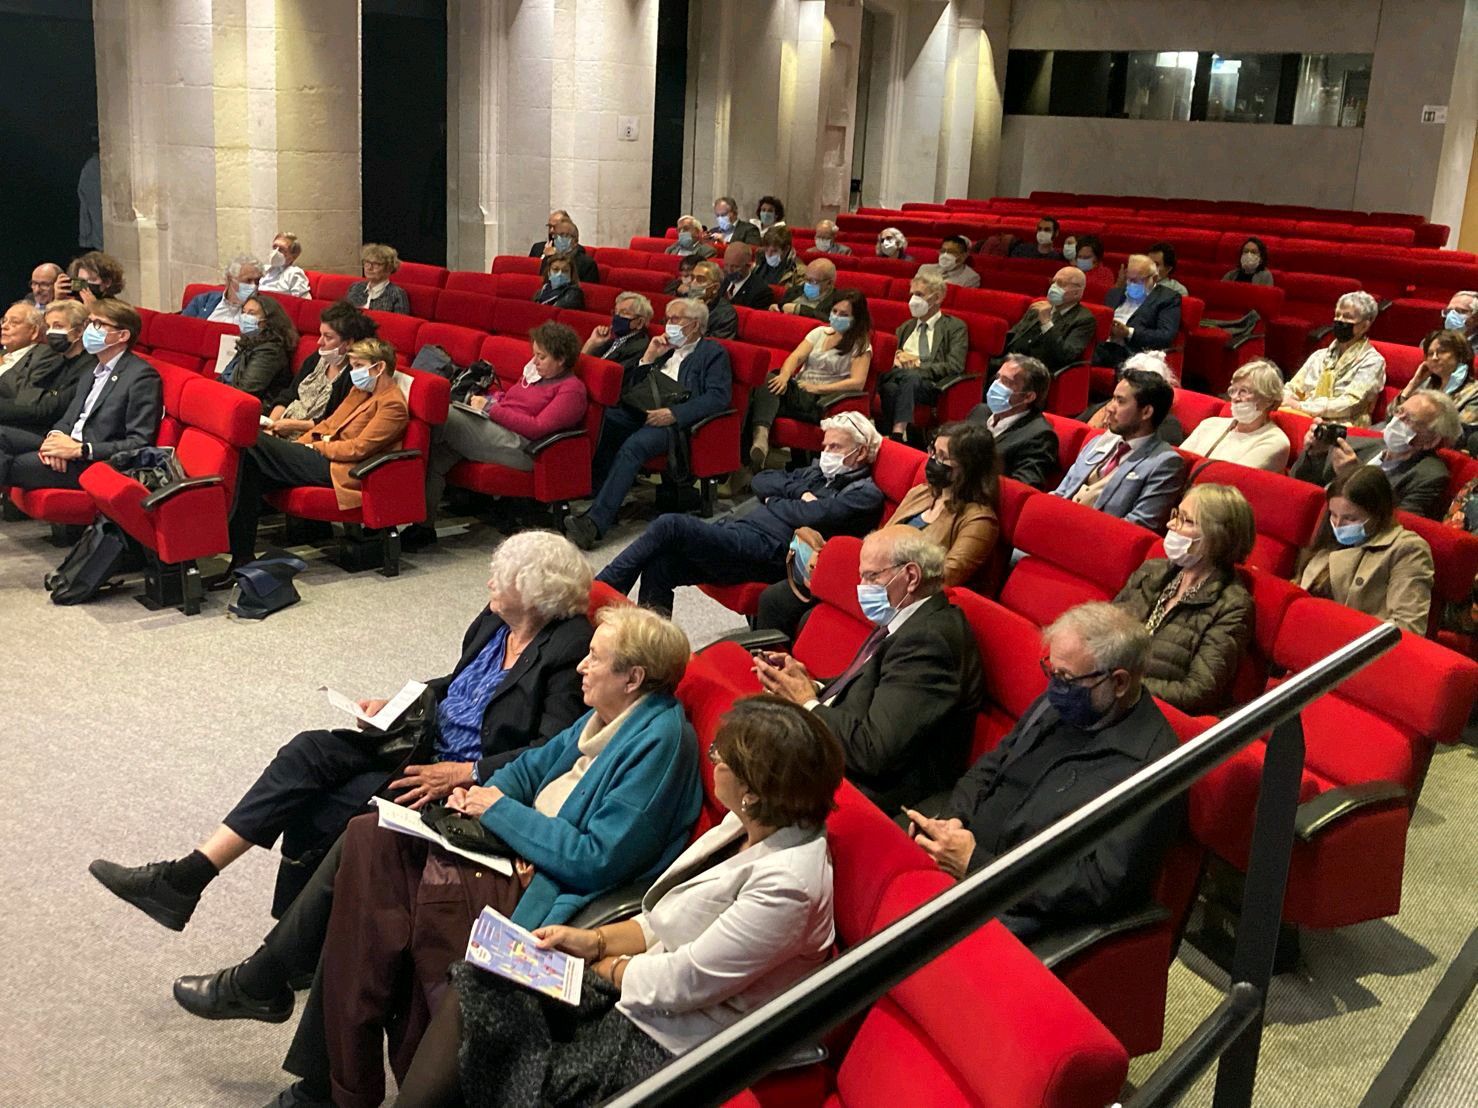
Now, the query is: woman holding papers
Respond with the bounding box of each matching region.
[88,531,596,924]
[391,695,844,1108]
[261,604,703,1108]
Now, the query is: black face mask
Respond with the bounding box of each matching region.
[1331,320,1356,343]
[46,331,72,353]
[924,457,953,489]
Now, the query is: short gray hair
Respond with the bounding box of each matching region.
[1123,349,1179,387]
[668,296,709,332]
[1229,358,1284,408]
[880,227,908,249]
[911,268,947,300]
[884,530,947,585]
[615,292,654,324]
[1045,602,1150,677]
[7,301,44,330]
[1337,291,1380,323]
[1406,388,1463,447]
[676,214,702,232]
[487,530,592,621]
[227,253,264,279]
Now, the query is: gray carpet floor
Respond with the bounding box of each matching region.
[3,497,1477,1107]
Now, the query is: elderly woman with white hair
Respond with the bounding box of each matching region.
[665,215,717,260]
[1082,350,1187,445]
[597,410,887,613]
[876,226,915,261]
[1179,359,1292,471]
[89,530,598,928]
[1283,290,1387,425]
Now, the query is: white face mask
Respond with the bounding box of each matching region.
[1229,399,1261,424]
[818,450,850,479]
[269,249,287,269]
[522,358,542,385]
[938,253,960,271]
[1162,529,1201,568]
[1036,230,1054,246]
[319,343,344,365]
[908,294,931,319]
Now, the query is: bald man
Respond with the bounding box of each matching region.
[1092,253,1182,369]
[27,263,61,311]
[774,257,838,319]
[812,219,852,256]
[998,265,1097,373]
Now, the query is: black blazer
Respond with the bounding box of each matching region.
[705,295,739,339]
[727,269,775,311]
[967,407,1059,490]
[229,338,294,413]
[724,222,762,247]
[1102,284,1182,352]
[52,349,163,461]
[592,331,651,376]
[1291,437,1449,520]
[1004,303,1096,371]
[813,592,986,812]
[0,344,86,433]
[945,692,1183,938]
[426,608,594,781]
[533,283,585,310]
[638,338,733,429]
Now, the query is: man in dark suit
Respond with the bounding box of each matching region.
[1291,389,1459,519]
[0,297,161,492]
[756,526,986,812]
[722,243,775,311]
[968,354,1060,490]
[1092,254,1182,369]
[597,413,885,612]
[691,260,739,339]
[878,268,969,438]
[581,290,656,376]
[536,216,600,285]
[0,301,73,434]
[712,196,761,247]
[1000,265,1097,372]
[906,601,1182,940]
[564,296,733,549]
[528,208,569,258]
[774,257,838,319]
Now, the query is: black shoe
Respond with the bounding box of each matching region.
[88,858,200,931]
[173,965,293,1024]
[399,523,439,551]
[202,568,237,592]
[260,1081,331,1108]
[563,513,599,551]
[287,970,314,992]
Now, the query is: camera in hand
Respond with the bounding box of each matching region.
[1313,422,1348,445]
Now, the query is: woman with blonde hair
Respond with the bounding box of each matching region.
[1180,359,1292,471]
[348,242,411,314]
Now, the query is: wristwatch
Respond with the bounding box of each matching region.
[83,442,93,461]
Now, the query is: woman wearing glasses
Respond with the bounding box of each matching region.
[1112,484,1256,714]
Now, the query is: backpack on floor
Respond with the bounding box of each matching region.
[44,518,130,605]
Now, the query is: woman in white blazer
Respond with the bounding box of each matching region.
[393,695,847,1108]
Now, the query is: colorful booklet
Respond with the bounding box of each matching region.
[464,906,583,1005]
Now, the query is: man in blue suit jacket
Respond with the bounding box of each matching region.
[1053,369,1185,532]
[0,299,162,491]
[1092,254,1182,369]
[565,297,732,548]
[181,255,264,323]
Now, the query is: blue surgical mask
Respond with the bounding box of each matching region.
[350,363,379,391]
[1447,363,1469,393]
[803,281,822,300]
[1445,308,1469,332]
[1046,676,1104,729]
[1125,280,1147,302]
[664,322,688,345]
[856,583,896,626]
[236,282,257,300]
[677,230,695,248]
[81,322,109,354]
[759,210,777,227]
[1075,257,1095,273]
[1046,284,1066,307]
[610,314,633,337]
[789,534,815,578]
[716,213,733,231]
[238,312,260,335]
[548,270,570,289]
[985,379,1015,414]
[829,313,851,333]
[1332,521,1367,546]
[764,251,782,268]
[553,234,574,252]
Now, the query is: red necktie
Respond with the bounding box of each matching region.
[1099,441,1131,479]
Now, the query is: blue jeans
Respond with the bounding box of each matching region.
[596,513,786,612]
[587,407,669,534]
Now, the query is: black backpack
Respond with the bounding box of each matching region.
[44,518,130,605]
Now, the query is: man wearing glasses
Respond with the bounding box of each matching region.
[0,298,160,493]
[905,601,1183,940]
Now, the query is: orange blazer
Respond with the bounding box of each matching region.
[296,373,409,508]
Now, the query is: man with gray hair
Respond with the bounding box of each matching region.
[564,295,732,549]
[756,524,985,811]
[1292,388,1459,518]
[906,601,1182,939]
[774,256,838,318]
[812,218,852,256]
[665,214,717,260]
[596,412,885,612]
[581,291,654,374]
[1283,290,1387,425]
[182,254,265,324]
[878,266,969,439]
[1439,290,1478,346]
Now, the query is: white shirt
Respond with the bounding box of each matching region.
[259,263,311,298]
[208,296,244,324]
[70,348,125,440]
[655,339,698,382]
[986,408,1031,436]
[902,312,944,359]
[1113,298,1137,325]
[0,343,38,377]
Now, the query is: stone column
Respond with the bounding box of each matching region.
[93,0,361,310]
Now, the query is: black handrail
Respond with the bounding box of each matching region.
[603,621,1401,1108]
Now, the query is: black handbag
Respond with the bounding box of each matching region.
[112,445,187,492]
[620,365,690,412]
[421,803,514,859]
[356,684,440,769]
[227,553,308,619]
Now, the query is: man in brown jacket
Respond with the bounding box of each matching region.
[217,337,408,581]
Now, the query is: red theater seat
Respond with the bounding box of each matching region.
[490,255,540,276]
[1188,459,1324,576]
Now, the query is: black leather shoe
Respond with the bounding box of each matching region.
[173,965,293,1024]
[88,858,199,931]
[202,569,237,592]
[563,512,599,551]
[399,523,439,551]
[260,1081,332,1107]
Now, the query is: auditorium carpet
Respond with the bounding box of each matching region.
[2,502,1476,1107]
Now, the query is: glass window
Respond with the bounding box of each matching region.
[1124,51,1196,122]
[1206,54,1282,124]
[1293,54,1371,128]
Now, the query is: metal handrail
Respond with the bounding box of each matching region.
[604,621,1401,1108]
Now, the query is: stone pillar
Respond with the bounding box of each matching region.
[447,0,659,272]
[93,0,361,310]
[968,0,1011,200]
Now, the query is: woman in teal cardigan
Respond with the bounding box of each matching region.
[278,606,703,1108]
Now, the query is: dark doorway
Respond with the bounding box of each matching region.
[0,0,99,294]
[650,0,689,236]
[361,0,447,266]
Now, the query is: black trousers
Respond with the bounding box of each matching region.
[0,426,94,490]
[274,834,347,1097]
[754,578,818,640]
[749,376,825,429]
[877,371,942,429]
[222,727,396,916]
[228,432,333,563]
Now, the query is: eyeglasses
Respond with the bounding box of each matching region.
[707,745,724,766]
[1039,658,1109,688]
[1166,510,1199,529]
[858,563,905,586]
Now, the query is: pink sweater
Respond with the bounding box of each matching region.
[485,373,588,440]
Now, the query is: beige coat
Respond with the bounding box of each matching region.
[1298,524,1434,635]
